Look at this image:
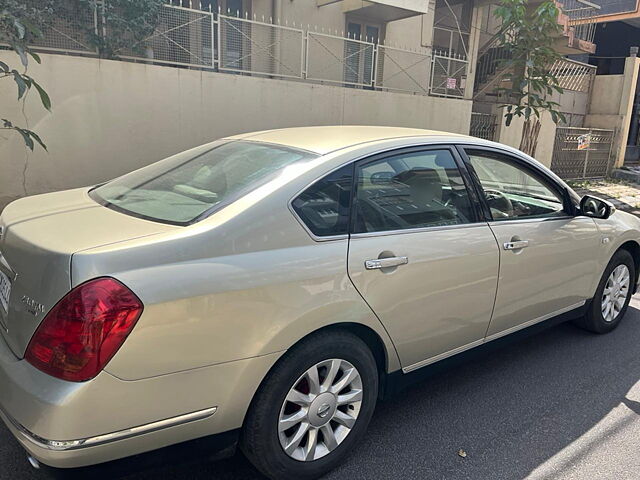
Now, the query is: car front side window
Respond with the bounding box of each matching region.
[465,149,565,221]
[353,149,475,234]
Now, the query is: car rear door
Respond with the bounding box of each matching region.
[346,146,500,371]
[459,147,601,339]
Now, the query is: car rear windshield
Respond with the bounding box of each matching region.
[90,140,318,225]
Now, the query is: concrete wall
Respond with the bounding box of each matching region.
[557,89,590,118]
[585,57,640,167]
[0,51,472,210]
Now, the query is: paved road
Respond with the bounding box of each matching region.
[4,297,640,480]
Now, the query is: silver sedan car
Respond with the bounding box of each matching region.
[0,126,638,479]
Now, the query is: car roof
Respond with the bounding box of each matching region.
[224,125,572,194]
[225,125,475,155]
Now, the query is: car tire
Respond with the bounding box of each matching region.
[240,330,379,480]
[576,249,635,334]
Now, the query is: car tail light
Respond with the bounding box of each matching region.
[25,277,143,382]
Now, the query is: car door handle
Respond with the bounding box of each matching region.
[503,240,529,250]
[365,256,409,270]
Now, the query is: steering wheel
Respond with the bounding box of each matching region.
[483,189,514,218]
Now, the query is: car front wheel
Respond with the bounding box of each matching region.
[240,330,379,480]
[577,249,635,334]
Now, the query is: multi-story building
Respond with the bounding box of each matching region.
[0,0,606,207]
[577,0,640,165]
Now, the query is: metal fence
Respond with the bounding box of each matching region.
[219,15,304,78]
[430,53,468,98]
[24,2,470,99]
[306,32,375,87]
[550,127,615,179]
[470,112,497,141]
[30,2,97,54]
[549,58,596,93]
[375,45,431,95]
[123,5,214,68]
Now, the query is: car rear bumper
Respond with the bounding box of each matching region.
[0,331,283,468]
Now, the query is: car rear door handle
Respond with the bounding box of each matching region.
[365,256,409,270]
[503,240,529,250]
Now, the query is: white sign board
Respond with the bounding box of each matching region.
[577,133,591,150]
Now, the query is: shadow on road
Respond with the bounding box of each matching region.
[4,302,640,480]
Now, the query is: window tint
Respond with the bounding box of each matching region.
[292,164,354,237]
[354,149,474,233]
[466,150,565,220]
[92,141,317,225]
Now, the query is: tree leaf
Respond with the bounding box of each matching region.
[16,128,35,151]
[32,79,51,111]
[28,130,47,151]
[20,19,43,39]
[28,51,41,64]
[12,71,28,99]
[14,44,28,68]
[13,19,26,39]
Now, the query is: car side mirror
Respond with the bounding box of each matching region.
[579,195,615,219]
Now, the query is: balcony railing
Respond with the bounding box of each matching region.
[563,0,601,44]
[21,2,470,99]
[549,57,597,93]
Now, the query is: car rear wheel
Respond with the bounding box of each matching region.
[576,249,635,334]
[240,330,378,480]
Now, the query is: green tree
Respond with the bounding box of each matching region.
[72,0,165,59]
[0,1,53,150]
[493,0,566,156]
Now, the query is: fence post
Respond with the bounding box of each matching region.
[583,144,590,179]
[371,43,378,89]
[301,30,306,79]
[211,11,216,68]
[605,128,617,176]
[217,13,222,70]
[303,31,310,79]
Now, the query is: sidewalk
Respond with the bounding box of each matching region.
[569,179,640,216]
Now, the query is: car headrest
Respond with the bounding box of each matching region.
[393,167,441,185]
[433,151,454,168]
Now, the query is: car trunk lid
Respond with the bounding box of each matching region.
[0,188,175,358]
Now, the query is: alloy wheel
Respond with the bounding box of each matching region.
[278,359,363,461]
[601,264,631,323]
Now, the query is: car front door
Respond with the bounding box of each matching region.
[460,147,601,339]
[346,146,500,371]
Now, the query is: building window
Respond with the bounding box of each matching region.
[345,20,380,87]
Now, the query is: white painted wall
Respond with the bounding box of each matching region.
[585,57,640,168]
[0,52,472,210]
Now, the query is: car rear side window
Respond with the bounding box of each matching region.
[91,140,318,225]
[353,149,474,234]
[292,164,354,237]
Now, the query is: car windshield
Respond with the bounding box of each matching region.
[91,140,318,225]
